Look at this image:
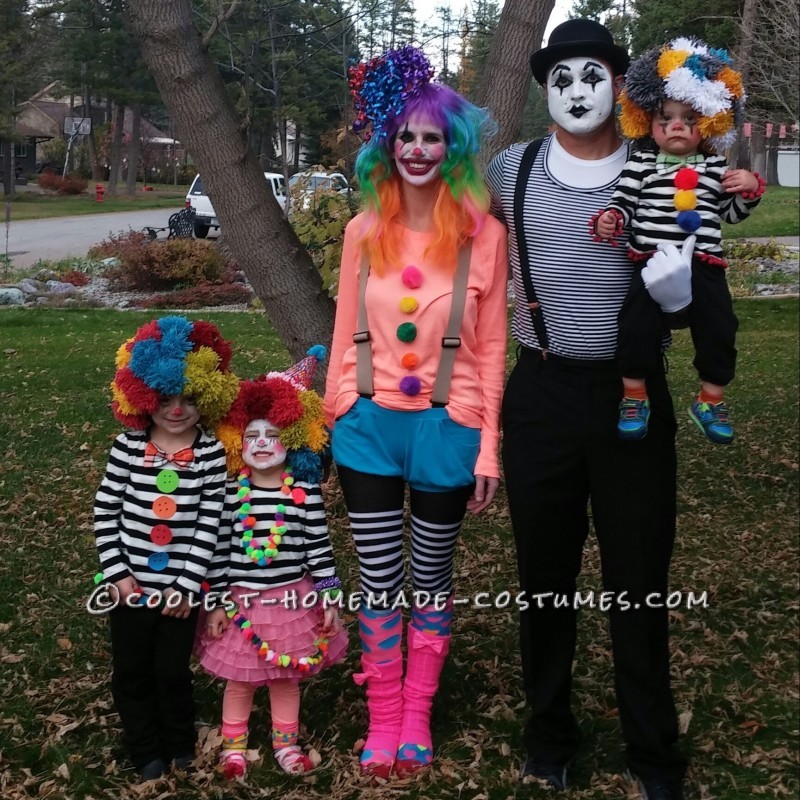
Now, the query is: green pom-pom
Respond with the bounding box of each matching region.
[277,504,286,513]
[397,322,417,342]
[93,572,104,585]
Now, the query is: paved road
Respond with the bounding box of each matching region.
[3,208,185,269]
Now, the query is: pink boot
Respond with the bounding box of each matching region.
[395,602,453,776]
[353,606,403,778]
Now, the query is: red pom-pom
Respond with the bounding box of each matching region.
[111,401,149,430]
[132,320,162,343]
[189,321,233,371]
[260,378,303,428]
[114,368,160,413]
[674,167,699,190]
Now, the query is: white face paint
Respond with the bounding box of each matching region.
[242,419,287,472]
[547,57,615,135]
[393,113,447,188]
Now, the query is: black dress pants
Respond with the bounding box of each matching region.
[502,347,687,783]
[109,605,199,768]
[618,258,738,386]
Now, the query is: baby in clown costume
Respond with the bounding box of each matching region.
[198,346,348,779]
[592,37,763,445]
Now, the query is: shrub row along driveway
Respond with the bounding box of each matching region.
[4,209,183,269]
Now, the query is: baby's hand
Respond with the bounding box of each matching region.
[205,608,229,639]
[722,169,759,195]
[320,606,340,637]
[595,210,620,240]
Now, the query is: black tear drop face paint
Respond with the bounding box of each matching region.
[547,56,614,134]
[651,99,702,156]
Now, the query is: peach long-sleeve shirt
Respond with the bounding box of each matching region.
[324,213,508,478]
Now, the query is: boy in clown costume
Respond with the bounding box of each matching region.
[592,38,764,444]
[93,316,239,780]
[198,346,348,780]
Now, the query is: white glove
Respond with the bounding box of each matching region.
[640,235,695,314]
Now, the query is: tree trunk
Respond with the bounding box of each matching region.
[107,102,126,198]
[125,0,335,369]
[84,90,103,181]
[1,139,13,198]
[126,103,142,195]
[729,0,759,168]
[476,0,554,166]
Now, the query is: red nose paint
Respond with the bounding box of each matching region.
[413,147,423,156]
[172,407,183,417]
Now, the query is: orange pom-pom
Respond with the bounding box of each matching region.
[401,352,419,370]
[618,92,651,140]
[657,48,689,79]
[717,66,744,99]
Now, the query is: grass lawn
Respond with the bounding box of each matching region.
[722,185,800,239]
[0,305,797,800]
[2,188,187,221]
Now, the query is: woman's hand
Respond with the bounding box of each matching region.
[467,475,500,514]
[205,608,230,639]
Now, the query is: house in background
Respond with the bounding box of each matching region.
[10,82,182,177]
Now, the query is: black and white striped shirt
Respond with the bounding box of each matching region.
[205,482,338,592]
[606,150,760,261]
[93,429,227,595]
[486,135,635,360]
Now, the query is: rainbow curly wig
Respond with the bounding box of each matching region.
[618,37,745,154]
[215,346,329,482]
[111,316,239,430]
[349,45,494,275]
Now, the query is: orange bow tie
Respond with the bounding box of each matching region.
[144,441,195,469]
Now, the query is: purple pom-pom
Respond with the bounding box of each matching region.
[399,376,421,396]
[677,210,702,233]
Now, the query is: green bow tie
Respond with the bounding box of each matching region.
[657,153,704,167]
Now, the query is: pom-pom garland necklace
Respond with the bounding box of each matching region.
[238,466,306,566]
[226,603,330,674]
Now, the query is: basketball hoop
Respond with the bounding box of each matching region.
[63,117,91,136]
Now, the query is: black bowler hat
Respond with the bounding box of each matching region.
[530,19,630,85]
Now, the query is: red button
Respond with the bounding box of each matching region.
[150,524,173,546]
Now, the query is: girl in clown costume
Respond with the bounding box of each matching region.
[591,38,764,444]
[93,316,239,781]
[199,346,348,779]
[325,46,507,779]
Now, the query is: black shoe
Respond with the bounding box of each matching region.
[520,754,568,790]
[137,758,167,781]
[172,753,195,771]
[628,771,685,800]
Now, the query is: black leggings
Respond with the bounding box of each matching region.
[336,464,472,607]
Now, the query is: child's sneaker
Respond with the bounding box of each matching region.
[617,397,650,440]
[688,397,734,444]
[220,750,247,780]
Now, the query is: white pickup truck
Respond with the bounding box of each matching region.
[185,172,287,238]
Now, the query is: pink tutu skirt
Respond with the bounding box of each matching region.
[198,575,348,685]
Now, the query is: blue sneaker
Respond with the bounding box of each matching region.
[618,397,650,440]
[688,397,734,444]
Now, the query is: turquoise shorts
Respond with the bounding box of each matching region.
[331,398,480,493]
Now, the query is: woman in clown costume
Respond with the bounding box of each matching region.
[591,38,764,445]
[199,346,348,780]
[93,316,239,781]
[324,46,508,779]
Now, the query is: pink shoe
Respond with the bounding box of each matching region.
[220,750,247,781]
